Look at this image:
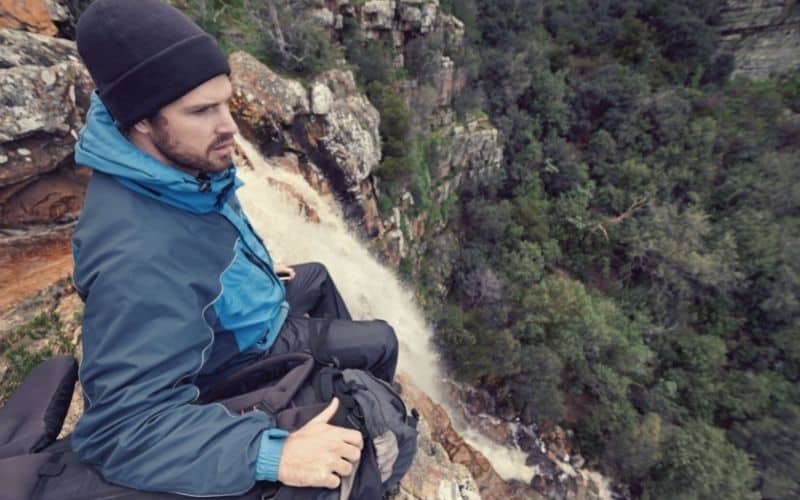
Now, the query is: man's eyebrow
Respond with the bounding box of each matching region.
[186,95,233,110]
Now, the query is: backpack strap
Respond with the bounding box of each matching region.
[199,352,315,414]
[312,368,367,435]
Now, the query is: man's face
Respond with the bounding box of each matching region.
[140,74,239,176]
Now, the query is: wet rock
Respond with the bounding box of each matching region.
[393,416,482,500]
[399,374,545,500]
[357,178,382,238]
[265,177,321,223]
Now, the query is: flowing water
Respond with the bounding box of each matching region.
[235,137,540,483]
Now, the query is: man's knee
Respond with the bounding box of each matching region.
[308,261,329,278]
[374,320,397,351]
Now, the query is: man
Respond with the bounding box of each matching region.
[70,0,399,496]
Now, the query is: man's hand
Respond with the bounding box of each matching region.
[274,262,296,281]
[277,398,363,489]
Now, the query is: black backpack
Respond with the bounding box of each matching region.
[0,352,418,500]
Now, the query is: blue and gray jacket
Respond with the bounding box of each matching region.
[71,93,290,496]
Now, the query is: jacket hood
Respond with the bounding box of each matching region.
[75,92,240,214]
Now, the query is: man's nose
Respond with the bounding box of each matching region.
[218,106,239,136]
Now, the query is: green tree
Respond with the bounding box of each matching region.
[647,420,757,500]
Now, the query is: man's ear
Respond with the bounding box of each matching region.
[131,118,152,136]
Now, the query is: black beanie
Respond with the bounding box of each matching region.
[76,0,230,129]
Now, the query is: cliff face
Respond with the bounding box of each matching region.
[717,0,800,79]
[0,2,93,311]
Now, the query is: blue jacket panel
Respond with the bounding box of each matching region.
[71,93,289,495]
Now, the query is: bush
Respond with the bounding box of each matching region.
[261,12,341,76]
[646,420,757,500]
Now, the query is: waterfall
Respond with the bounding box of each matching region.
[235,137,540,484]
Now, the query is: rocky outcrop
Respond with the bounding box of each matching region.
[0,0,70,37]
[397,374,543,500]
[228,50,310,144]
[358,0,442,36]
[446,382,613,500]
[0,224,74,313]
[310,69,382,191]
[0,28,92,228]
[372,117,503,267]
[717,0,800,79]
[230,52,381,194]
[394,376,483,500]
[433,118,503,181]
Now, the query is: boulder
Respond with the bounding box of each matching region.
[310,69,381,191]
[311,82,334,115]
[0,0,62,36]
[229,53,381,195]
[0,28,93,228]
[229,50,310,129]
[362,0,395,31]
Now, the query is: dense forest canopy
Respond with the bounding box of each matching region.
[417,1,799,498]
[71,0,798,497]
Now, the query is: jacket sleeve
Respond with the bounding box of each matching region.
[71,244,285,496]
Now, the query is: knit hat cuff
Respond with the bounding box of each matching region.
[100,33,230,128]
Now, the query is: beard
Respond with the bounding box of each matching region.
[150,122,233,175]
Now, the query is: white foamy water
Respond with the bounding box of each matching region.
[235,137,539,483]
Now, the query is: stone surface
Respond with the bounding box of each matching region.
[0,28,93,227]
[362,0,396,31]
[229,51,310,127]
[0,225,74,313]
[229,53,381,195]
[393,379,483,499]
[0,31,91,145]
[265,177,322,223]
[437,12,465,48]
[717,0,800,79]
[0,28,77,68]
[311,69,382,191]
[370,114,503,267]
[0,166,91,226]
[397,374,543,500]
[436,118,503,180]
[0,0,59,36]
[311,82,334,115]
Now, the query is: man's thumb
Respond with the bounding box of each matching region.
[310,397,339,424]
